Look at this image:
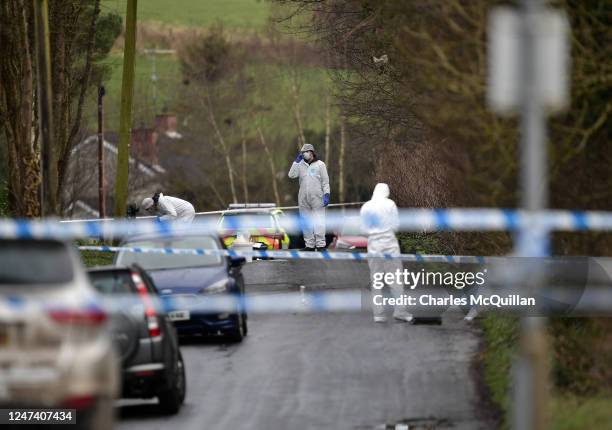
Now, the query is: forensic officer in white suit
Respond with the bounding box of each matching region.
[141,193,195,223]
[288,143,330,250]
[360,183,413,323]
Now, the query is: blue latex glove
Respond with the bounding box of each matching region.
[323,193,330,207]
[295,152,303,163]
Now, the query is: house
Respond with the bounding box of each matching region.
[62,113,181,219]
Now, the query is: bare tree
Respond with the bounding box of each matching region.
[256,126,281,206]
[324,93,331,165]
[0,1,39,217]
[205,92,238,204]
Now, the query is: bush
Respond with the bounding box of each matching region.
[0,181,8,217]
[480,314,519,429]
[550,318,612,396]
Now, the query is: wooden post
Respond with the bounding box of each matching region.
[114,0,137,218]
[97,85,106,218]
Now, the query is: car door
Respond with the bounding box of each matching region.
[89,270,142,365]
[140,269,179,371]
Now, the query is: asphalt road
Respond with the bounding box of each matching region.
[116,260,493,430]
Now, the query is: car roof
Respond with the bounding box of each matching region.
[120,232,219,243]
[221,209,276,215]
[87,265,132,273]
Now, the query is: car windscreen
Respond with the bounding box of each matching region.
[115,236,223,270]
[220,213,274,229]
[88,271,134,295]
[0,240,74,285]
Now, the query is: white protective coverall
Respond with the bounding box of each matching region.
[360,183,411,321]
[151,194,195,223]
[288,156,330,248]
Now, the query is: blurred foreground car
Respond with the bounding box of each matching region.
[0,239,118,430]
[114,234,248,341]
[218,203,290,251]
[88,265,185,413]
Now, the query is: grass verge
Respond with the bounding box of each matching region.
[80,250,114,268]
[480,314,612,429]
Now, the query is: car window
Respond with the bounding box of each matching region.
[115,236,223,270]
[88,271,133,295]
[220,213,274,229]
[0,240,74,285]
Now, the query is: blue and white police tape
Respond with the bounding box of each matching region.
[78,245,487,263]
[131,291,365,314]
[0,290,362,314]
[2,208,612,240]
[0,291,366,314]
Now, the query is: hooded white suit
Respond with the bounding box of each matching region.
[142,194,195,223]
[288,153,330,248]
[360,183,411,321]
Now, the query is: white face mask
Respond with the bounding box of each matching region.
[303,151,313,161]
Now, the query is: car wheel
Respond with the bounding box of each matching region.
[241,312,248,336]
[226,312,245,342]
[75,396,114,430]
[158,352,186,414]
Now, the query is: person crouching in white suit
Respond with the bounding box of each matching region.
[141,193,195,223]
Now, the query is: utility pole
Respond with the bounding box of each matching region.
[488,2,569,429]
[33,0,57,216]
[97,85,106,219]
[114,0,137,218]
[512,1,550,428]
[512,1,568,429]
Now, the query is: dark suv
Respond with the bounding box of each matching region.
[87,265,186,414]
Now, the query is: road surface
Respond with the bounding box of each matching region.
[116,260,493,429]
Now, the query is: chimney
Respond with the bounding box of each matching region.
[155,113,177,135]
[131,127,159,166]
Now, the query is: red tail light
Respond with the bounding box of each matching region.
[49,307,107,326]
[132,272,161,338]
[62,394,95,409]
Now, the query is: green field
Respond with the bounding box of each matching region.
[95,0,332,138]
[98,51,334,144]
[101,0,270,29]
[97,53,181,131]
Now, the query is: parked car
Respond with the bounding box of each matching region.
[114,234,248,341]
[87,265,186,414]
[329,217,368,251]
[0,239,119,430]
[218,204,290,251]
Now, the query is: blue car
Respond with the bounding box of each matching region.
[114,233,248,342]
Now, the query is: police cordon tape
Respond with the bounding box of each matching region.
[2,208,612,240]
[78,245,487,263]
[5,289,612,315]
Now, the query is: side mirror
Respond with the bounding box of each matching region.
[230,256,246,267]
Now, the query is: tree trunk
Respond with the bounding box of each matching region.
[338,113,346,203]
[256,127,281,206]
[290,76,306,149]
[324,93,331,165]
[241,132,249,203]
[0,1,40,217]
[206,93,238,203]
[58,0,101,205]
